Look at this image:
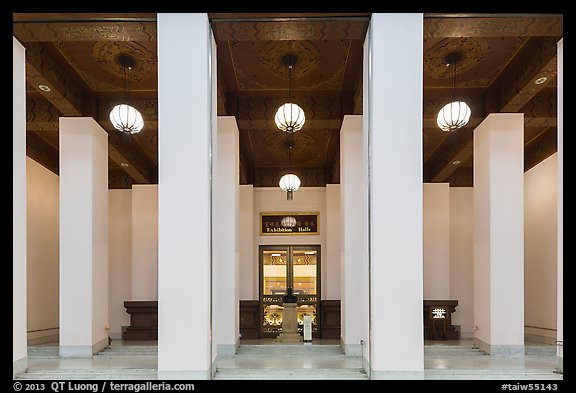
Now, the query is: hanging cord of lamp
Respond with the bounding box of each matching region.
[279,136,301,200]
[436,51,471,132]
[109,53,144,135]
[275,54,305,133]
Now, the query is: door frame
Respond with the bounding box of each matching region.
[258,244,321,338]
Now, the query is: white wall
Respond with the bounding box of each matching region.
[131,185,158,301]
[524,154,557,343]
[449,187,474,335]
[423,183,450,299]
[252,187,329,298]
[26,158,60,343]
[109,189,132,338]
[238,186,342,301]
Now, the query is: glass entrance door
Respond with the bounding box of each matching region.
[260,245,320,338]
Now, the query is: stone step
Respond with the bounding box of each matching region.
[425,368,563,380]
[236,344,344,357]
[424,347,485,356]
[104,346,157,351]
[16,368,157,380]
[214,368,367,380]
[27,347,60,359]
[96,346,158,357]
[525,346,556,356]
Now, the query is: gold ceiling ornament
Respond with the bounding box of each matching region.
[93,41,157,83]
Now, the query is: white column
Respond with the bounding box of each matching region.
[239,185,255,300]
[473,113,524,356]
[131,185,158,300]
[325,184,341,300]
[59,117,109,357]
[213,116,240,356]
[423,183,450,299]
[13,36,28,377]
[157,13,213,379]
[340,115,368,358]
[369,13,424,379]
[108,189,132,339]
[556,38,563,372]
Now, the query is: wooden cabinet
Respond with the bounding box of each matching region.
[239,300,260,339]
[123,301,158,340]
[320,300,341,339]
[423,300,459,340]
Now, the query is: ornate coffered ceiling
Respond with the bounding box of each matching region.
[13,13,562,188]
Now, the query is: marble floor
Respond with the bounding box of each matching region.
[16,338,563,380]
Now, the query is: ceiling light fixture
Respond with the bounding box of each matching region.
[38,84,51,92]
[534,76,548,85]
[109,53,144,135]
[275,54,305,133]
[279,136,301,200]
[437,52,471,132]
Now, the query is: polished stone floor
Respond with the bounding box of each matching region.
[15,338,563,380]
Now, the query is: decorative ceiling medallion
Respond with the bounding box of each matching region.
[424,38,489,79]
[260,40,319,79]
[92,41,157,82]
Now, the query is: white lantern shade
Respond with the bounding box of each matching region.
[437,101,471,132]
[281,216,297,228]
[275,103,305,132]
[279,173,301,192]
[109,104,144,134]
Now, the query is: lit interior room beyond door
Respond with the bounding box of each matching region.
[259,245,321,338]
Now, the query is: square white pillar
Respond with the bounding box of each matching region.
[473,113,525,356]
[157,13,214,379]
[340,115,368,358]
[13,36,28,377]
[131,185,158,300]
[325,184,341,300]
[556,38,563,372]
[239,185,255,300]
[59,117,109,357]
[368,13,424,379]
[213,116,240,357]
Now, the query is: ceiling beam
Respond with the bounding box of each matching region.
[498,37,558,112]
[26,131,60,175]
[524,127,557,171]
[211,18,368,41]
[13,21,156,42]
[25,43,83,116]
[424,16,563,38]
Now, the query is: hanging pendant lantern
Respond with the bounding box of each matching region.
[109,53,144,135]
[437,52,471,132]
[279,174,301,200]
[281,216,297,228]
[275,54,305,133]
